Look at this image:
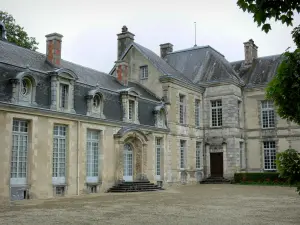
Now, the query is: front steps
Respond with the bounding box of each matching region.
[106,180,164,193]
[200,177,231,184]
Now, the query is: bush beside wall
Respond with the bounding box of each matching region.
[234,172,288,184]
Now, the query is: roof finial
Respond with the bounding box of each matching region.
[194,22,197,47]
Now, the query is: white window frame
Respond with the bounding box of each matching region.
[10,119,29,186]
[59,83,69,109]
[195,99,200,127]
[52,125,67,184]
[261,100,275,128]
[128,100,135,121]
[196,142,201,169]
[86,129,100,183]
[179,94,186,124]
[211,100,222,127]
[140,65,149,80]
[263,141,276,170]
[180,140,187,169]
[155,138,162,180]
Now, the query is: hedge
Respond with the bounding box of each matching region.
[234,172,288,183]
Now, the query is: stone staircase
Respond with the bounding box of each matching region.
[106,180,164,193]
[200,177,232,184]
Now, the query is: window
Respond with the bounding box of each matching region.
[263,141,276,170]
[240,142,245,169]
[87,185,97,193]
[179,95,186,124]
[140,66,148,79]
[155,138,162,178]
[55,186,65,196]
[53,125,67,184]
[128,100,135,121]
[211,100,222,127]
[261,101,275,128]
[59,84,69,109]
[11,120,28,185]
[180,140,186,169]
[86,130,100,183]
[196,142,201,169]
[195,99,200,127]
[238,100,241,127]
[21,78,31,96]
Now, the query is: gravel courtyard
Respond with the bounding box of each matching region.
[0,184,299,225]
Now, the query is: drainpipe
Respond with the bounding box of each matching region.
[77,120,80,195]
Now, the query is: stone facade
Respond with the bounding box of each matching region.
[1,24,300,203]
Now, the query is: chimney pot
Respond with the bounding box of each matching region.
[46,33,63,66]
[243,39,258,65]
[160,43,173,58]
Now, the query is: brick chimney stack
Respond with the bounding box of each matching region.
[115,60,129,86]
[160,43,173,58]
[46,33,63,66]
[244,39,258,65]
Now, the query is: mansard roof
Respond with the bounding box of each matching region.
[0,39,159,101]
[165,45,244,86]
[231,54,282,88]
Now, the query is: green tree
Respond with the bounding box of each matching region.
[0,11,38,51]
[276,149,300,195]
[237,1,300,124]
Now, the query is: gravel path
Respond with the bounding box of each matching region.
[0,184,299,225]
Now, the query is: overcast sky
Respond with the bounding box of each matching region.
[1,0,299,73]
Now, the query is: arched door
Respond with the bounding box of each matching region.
[123,143,133,181]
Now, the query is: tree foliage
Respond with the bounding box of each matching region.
[0,11,38,51]
[266,49,300,124]
[276,149,300,195]
[237,0,300,33]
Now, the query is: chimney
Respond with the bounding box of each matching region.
[117,26,135,60]
[45,33,63,66]
[115,60,129,86]
[160,43,173,58]
[244,39,258,65]
[0,21,7,40]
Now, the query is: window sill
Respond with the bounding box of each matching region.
[140,78,148,80]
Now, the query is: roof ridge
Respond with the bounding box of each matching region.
[61,59,109,75]
[167,45,225,57]
[230,54,282,63]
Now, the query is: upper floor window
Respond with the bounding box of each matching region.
[59,84,69,109]
[179,94,186,124]
[140,66,148,80]
[128,100,135,121]
[195,99,200,127]
[211,100,222,127]
[261,100,275,128]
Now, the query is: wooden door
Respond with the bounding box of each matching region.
[210,152,223,177]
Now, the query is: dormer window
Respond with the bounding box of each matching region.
[49,68,78,113]
[119,87,140,124]
[10,73,37,106]
[59,84,69,109]
[86,90,105,118]
[128,100,135,121]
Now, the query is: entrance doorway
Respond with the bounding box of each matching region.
[123,143,133,181]
[210,152,223,177]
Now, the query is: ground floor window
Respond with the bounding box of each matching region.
[53,125,67,184]
[155,138,162,178]
[86,129,100,183]
[196,142,201,169]
[263,141,276,170]
[180,140,186,169]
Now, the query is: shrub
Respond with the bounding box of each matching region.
[234,172,288,184]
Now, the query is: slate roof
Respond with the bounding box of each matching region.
[164,46,244,86]
[116,42,195,85]
[231,54,283,88]
[0,40,159,101]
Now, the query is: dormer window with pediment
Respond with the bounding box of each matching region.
[49,68,78,113]
[86,89,105,118]
[154,104,167,128]
[10,71,37,106]
[119,88,140,124]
